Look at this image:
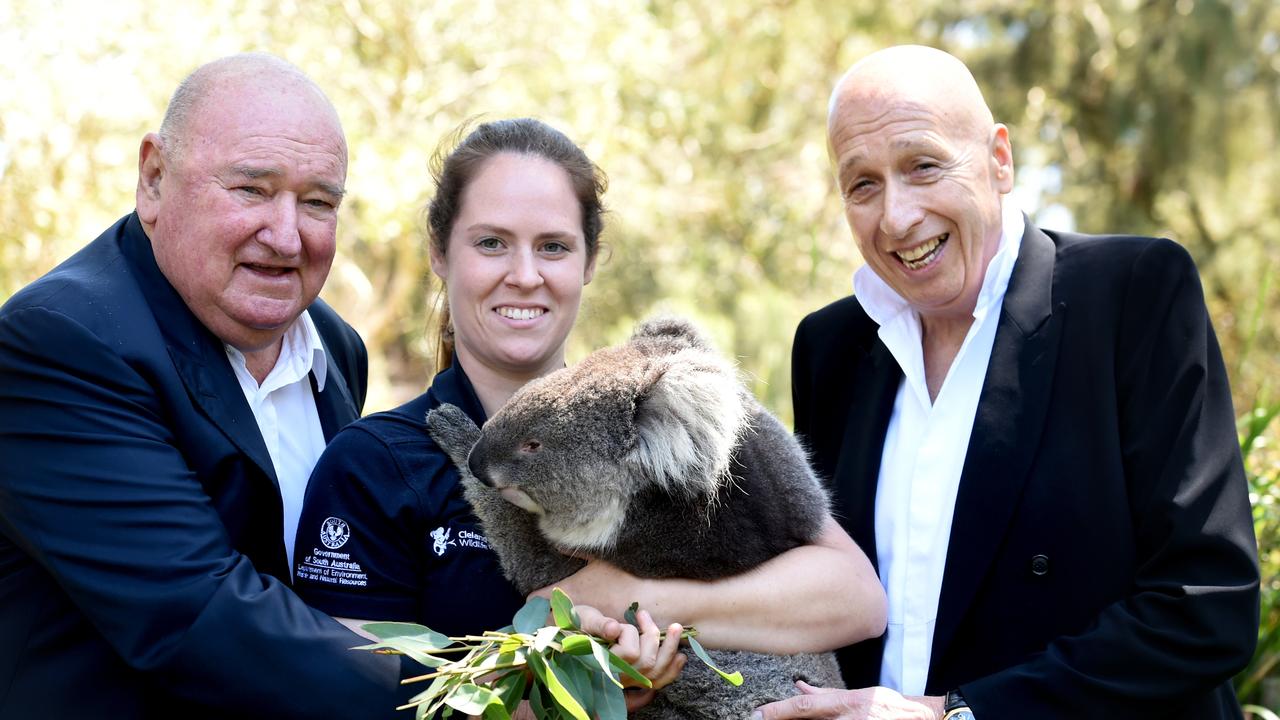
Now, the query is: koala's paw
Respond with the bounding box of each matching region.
[425,404,480,469]
[459,477,504,515]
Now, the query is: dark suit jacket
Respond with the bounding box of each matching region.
[0,214,400,718]
[792,223,1259,719]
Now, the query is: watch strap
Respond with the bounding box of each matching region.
[942,689,972,719]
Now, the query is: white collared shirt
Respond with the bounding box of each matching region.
[224,310,329,578]
[854,202,1024,695]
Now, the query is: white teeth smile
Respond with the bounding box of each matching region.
[895,234,948,269]
[496,307,545,321]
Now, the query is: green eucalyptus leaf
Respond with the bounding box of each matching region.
[514,596,551,635]
[444,683,503,715]
[419,673,467,719]
[494,668,529,714]
[533,653,590,720]
[623,601,640,626]
[361,621,453,649]
[590,659,628,720]
[406,671,454,707]
[560,634,594,655]
[353,642,447,669]
[498,635,527,654]
[532,625,560,652]
[353,621,453,668]
[686,635,744,686]
[474,643,507,671]
[527,648,548,682]
[1242,706,1280,720]
[587,636,624,688]
[607,649,653,688]
[549,587,580,630]
[495,649,528,673]
[560,655,601,717]
[482,704,513,720]
[528,679,551,720]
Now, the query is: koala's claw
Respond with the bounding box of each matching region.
[425,404,480,469]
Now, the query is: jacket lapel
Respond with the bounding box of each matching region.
[119,214,279,486]
[929,222,1066,680]
[311,357,358,441]
[833,335,903,686]
[837,337,902,565]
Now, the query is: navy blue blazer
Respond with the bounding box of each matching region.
[0,214,400,718]
[792,223,1259,719]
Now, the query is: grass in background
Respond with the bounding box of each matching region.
[1238,399,1280,709]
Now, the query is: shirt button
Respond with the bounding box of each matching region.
[1030,554,1050,576]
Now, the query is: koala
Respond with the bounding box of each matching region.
[426,317,845,719]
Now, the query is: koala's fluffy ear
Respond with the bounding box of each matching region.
[625,348,749,496]
[630,316,714,351]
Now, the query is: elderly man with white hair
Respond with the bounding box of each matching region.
[758,45,1258,720]
[0,54,400,718]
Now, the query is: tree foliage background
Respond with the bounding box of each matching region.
[4,0,1279,706]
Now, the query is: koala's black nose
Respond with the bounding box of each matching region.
[468,451,494,487]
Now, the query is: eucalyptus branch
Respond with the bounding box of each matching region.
[355,588,741,719]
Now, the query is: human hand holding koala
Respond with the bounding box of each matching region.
[426,317,845,719]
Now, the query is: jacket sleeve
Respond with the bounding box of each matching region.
[962,240,1260,718]
[791,316,815,445]
[0,306,401,718]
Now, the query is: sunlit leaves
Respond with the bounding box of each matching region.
[361,589,728,719]
[550,587,580,630]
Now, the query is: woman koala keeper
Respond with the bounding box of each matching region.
[292,118,886,709]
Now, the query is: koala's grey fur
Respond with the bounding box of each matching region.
[426,317,844,719]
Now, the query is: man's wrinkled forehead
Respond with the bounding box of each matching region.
[830,89,949,132]
[182,76,348,169]
[829,94,991,176]
[827,46,993,141]
[828,86,958,166]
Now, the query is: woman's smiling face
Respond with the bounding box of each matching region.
[431,152,595,381]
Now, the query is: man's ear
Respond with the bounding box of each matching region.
[991,124,1014,193]
[136,133,167,225]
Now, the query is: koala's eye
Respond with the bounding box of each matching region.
[520,440,542,454]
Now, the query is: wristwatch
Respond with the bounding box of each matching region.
[941,689,975,720]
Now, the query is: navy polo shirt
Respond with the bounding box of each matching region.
[293,361,525,638]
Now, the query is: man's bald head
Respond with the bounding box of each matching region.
[136,52,348,358]
[829,45,994,146]
[158,53,345,162]
[824,45,1014,325]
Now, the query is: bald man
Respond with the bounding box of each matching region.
[0,54,400,718]
[760,46,1258,719]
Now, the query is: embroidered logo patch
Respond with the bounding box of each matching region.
[456,529,492,550]
[320,516,350,549]
[430,526,457,556]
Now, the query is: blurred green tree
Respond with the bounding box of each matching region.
[2,0,1278,703]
